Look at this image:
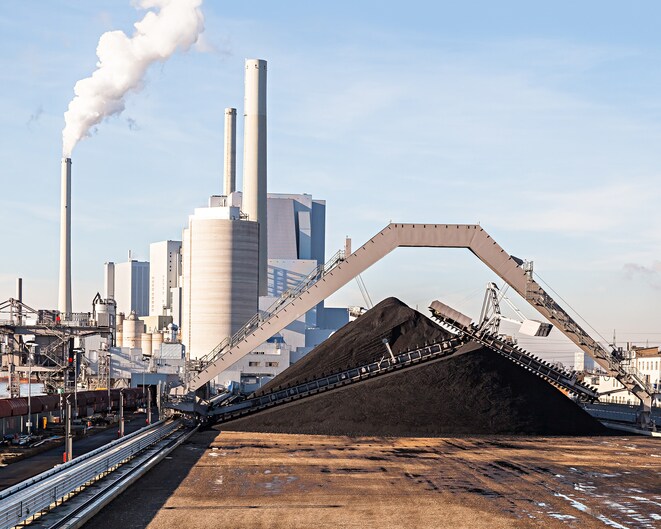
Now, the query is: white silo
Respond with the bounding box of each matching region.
[116,312,125,347]
[181,200,259,360]
[141,333,153,357]
[123,311,144,348]
[152,331,164,356]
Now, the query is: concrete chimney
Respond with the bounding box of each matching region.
[104,262,115,300]
[58,158,72,316]
[242,59,268,296]
[16,277,22,326]
[224,107,237,195]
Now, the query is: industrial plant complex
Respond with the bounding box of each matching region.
[0,2,660,528]
[1,54,660,439]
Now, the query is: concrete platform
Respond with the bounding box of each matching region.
[84,430,661,529]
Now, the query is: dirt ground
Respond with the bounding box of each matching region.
[86,430,660,529]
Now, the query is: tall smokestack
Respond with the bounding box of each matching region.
[243,59,268,296]
[16,278,22,326]
[58,158,72,316]
[223,108,237,195]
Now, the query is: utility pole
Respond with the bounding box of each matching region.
[64,395,72,462]
[26,351,32,436]
[119,390,124,437]
[147,386,152,425]
[107,354,112,415]
[73,350,78,419]
[157,380,162,421]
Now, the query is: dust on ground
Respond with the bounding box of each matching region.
[85,430,661,529]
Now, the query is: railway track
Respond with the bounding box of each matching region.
[0,418,196,529]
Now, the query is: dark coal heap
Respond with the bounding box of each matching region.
[222,298,605,436]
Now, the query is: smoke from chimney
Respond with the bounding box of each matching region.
[61,0,205,157]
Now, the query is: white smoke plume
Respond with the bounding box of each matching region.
[62,0,205,157]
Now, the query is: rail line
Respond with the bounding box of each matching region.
[0,419,192,529]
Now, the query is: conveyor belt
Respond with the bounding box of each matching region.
[428,309,599,402]
[210,335,471,422]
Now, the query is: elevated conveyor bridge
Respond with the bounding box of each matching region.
[180,223,654,423]
[208,319,599,425]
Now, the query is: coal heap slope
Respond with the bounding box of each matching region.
[224,298,604,436]
[256,297,451,396]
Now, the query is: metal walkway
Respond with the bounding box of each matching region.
[179,223,653,416]
[428,303,599,402]
[0,419,186,529]
[209,335,472,423]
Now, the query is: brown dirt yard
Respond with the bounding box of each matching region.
[85,430,660,529]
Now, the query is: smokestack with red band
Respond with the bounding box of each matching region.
[59,157,72,316]
[242,59,267,296]
[224,107,237,195]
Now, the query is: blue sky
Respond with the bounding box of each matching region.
[1,1,660,347]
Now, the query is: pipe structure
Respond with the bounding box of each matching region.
[16,278,22,326]
[223,107,237,195]
[58,158,72,316]
[242,59,268,296]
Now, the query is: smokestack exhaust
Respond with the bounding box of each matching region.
[242,59,268,296]
[59,158,72,316]
[223,107,237,195]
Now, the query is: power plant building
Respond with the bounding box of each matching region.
[181,197,259,359]
[111,257,150,317]
[149,240,182,322]
[210,192,349,390]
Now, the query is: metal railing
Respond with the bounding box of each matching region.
[527,286,655,397]
[0,419,182,529]
[194,249,346,370]
[211,335,470,421]
[429,310,599,401]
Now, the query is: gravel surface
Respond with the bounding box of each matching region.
[83,430,661,529]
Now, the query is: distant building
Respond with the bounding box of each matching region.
[213,192,349,390]
[589,346,661,406]
[111,255,150,317]
[149,240,182,321]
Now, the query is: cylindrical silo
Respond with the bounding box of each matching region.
[242,59,267,297]
[181,209,259,359]
[152,331,163,357]
[116,312,124,348]
[123,311,143,349]
[141,333,153,357]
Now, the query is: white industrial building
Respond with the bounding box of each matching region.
[96,58,349,393]
[149,240,182,326]
[105,256,149,317]
[181,197,259,360]
[590,347,661,406]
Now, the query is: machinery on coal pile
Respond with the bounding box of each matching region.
[173,223,657,430]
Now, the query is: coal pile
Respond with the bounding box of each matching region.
[255,297,452,397]
[222,298,605,436]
